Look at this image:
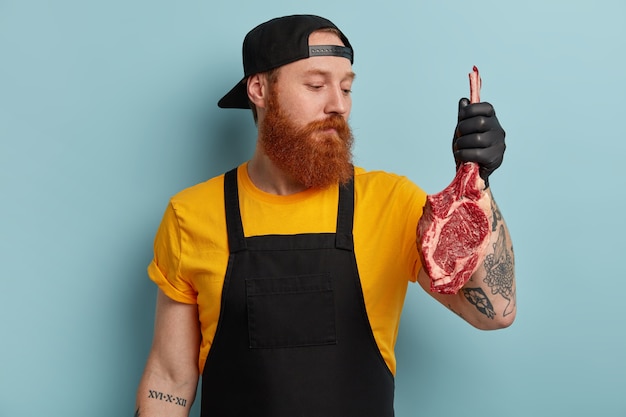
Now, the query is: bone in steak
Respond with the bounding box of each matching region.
[416,66,492,294]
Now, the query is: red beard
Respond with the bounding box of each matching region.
[259,92,354,189]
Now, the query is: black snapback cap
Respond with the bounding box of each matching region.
[218,14,353,109]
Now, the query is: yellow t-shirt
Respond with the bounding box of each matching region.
[148,163,427,375]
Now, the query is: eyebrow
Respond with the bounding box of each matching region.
[303,68,356,81]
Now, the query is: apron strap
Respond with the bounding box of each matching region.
[335,171,355,251]
[224,168,247,253]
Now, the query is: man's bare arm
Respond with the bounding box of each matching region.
[418,189,516,329]
[135,289,201,416]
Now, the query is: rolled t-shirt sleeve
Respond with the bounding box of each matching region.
[147,201,197,304]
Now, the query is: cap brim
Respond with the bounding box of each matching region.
[217,78,249,109]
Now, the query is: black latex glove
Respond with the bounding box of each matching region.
[452,98,506,187]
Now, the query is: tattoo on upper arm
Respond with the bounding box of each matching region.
[483,224,516,316]
[134,408,139,417]
[462,287,496,319]
[147,390,188,408]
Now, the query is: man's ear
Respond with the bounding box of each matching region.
[247,74,267,109]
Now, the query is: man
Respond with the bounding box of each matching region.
[135,14,516,417]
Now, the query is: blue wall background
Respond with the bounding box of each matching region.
[1,0,624,416]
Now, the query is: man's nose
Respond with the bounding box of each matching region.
[324,86,350,116]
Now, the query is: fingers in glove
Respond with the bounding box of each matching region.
[454,130,502,152]
[457,101,496,121]
[454,141,505,168]
[454,142,505,181]
[455,114,503,138]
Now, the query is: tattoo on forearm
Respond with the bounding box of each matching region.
[147,390,188,407]
[483,224,515,316]
[490,197,503,232]
[134,408,140,417]
[462,287,496,319]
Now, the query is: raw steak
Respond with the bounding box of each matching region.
[416,66,492,294]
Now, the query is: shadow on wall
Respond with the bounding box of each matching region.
[122,92,256,414]
[201,109,257,178]
[186,73,258,182]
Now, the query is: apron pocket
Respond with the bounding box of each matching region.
[246,273,336,349]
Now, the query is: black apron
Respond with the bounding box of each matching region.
[200,168,394,417]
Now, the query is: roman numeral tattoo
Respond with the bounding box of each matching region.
[147,390,188,408]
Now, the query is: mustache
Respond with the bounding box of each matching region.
[301,115,350,135]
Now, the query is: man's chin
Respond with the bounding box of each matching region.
[294,162,353,189]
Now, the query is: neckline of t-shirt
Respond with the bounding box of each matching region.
[237,163,336,205]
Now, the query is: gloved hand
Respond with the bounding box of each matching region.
[452,98,506,187]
